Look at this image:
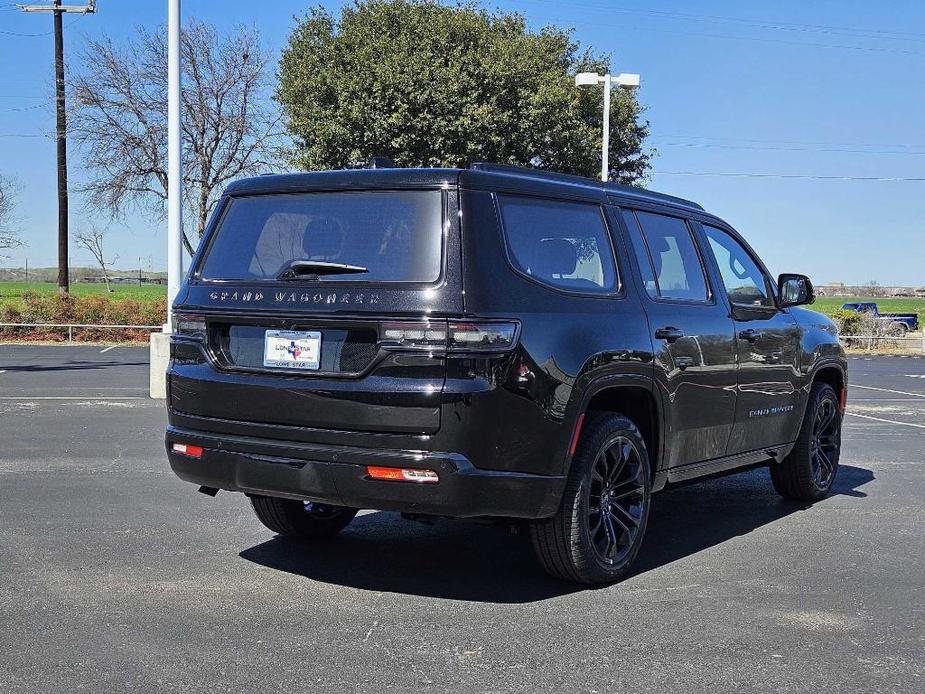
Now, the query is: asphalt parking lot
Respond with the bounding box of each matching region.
[1,345,923,693]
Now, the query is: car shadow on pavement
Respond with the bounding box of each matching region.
[239,464,874,603]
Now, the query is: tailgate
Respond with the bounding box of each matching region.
[170,311,450,434]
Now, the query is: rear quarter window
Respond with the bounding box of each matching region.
[497,195,618,294]
[198,190,444,283]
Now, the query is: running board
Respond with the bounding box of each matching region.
[666,444,791,484]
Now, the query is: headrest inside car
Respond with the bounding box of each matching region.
[302,218,345,259]
[532,238,577,278]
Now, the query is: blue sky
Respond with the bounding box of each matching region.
[1,0,923,285]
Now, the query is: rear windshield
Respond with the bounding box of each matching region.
[198,190,444,282]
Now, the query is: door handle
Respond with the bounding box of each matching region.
[655,326,684,343]
[738,328,763,343]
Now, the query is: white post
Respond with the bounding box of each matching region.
[166,0,183,331]
[601,74,611,182]
[152,0,182,398]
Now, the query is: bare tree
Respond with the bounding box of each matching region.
[74,226,118,292]
[0,173,23,256]
[70,21,280,255]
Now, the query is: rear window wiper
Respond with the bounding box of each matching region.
[276,260,369,280]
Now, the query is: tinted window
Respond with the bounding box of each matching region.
[199,191,443,282]
[629,211,709,301]
[498,196,617,293]
[621,209,658,298]
[702,224,774,308]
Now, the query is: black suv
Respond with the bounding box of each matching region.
[166,163,846,585]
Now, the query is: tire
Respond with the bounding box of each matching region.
[530,413,652,585]
[889,322,908,336]
[771,382,842,502]
[249,495,358,538]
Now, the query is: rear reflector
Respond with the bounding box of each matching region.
[367,466,439,484]
[568,413,586,456]
[172,442,204,458]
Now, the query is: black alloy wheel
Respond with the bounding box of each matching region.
[531,413,652,585]
[587,436,647,566]
[771,382,842,501]
[809,395,840,489]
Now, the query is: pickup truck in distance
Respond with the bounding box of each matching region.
[841,302,919,334]
[165,163,847,585]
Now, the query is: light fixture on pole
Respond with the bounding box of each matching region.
[575,71,641,182]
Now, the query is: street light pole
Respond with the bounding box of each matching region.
[166,0,183,331]
[575,71,641,182]
[601,74,611,183]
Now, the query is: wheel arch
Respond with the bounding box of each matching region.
[811,362,846,401]
[566,375,664,483]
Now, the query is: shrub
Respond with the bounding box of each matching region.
[0,293,166,342]
[828,309,862,336]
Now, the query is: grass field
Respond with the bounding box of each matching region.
[0,281,167,308]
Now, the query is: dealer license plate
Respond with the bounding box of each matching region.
[263,330,321,370]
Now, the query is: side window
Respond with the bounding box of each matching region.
[624,209,709,301]
[498,195,618,293]
[702,224,775,308]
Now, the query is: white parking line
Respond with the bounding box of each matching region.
[0,396,147,400]
[100,346,117,353]
[850,384,925,399]
[845,412,925,429]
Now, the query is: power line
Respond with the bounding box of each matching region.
[514,0,923,55]
[0,15,81,36]
[650,134,925,149]
[653,170,925,181]
[523,0,925,43]
[650,141,925,156]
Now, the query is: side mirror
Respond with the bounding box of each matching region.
[778,273,815,308]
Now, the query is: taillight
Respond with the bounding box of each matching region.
[172,442,204,458]
[447,321,517,351]
[379,320,518,352]
[172,313,207,341]
[379,320,447,349]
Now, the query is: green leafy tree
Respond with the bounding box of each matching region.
[278,0,651,182]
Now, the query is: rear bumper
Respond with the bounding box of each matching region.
[165,426,565,519]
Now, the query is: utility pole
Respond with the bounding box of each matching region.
[17,0,96,294]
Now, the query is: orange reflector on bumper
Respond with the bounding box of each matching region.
[172,442,203,458]
[367,466,439,484]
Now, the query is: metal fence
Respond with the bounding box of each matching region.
[839,333,925,353]
[0,322,161,342]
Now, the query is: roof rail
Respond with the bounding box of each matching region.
[469,162,704,211]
